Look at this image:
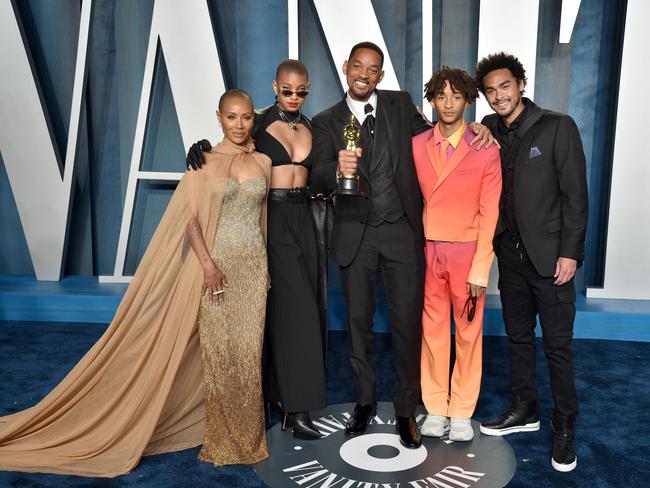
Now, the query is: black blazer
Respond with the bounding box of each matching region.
[310,90,430,267]
[483,101,588,277]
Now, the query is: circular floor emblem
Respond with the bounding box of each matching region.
[255,402,516,488]
[339,433,428,472]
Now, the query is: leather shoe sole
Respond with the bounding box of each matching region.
[552,455,577,472]
[479,420,540,436]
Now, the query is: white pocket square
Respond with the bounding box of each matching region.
[529,146,542,158]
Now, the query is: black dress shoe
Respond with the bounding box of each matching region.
[551,413,577,472]
[480,395,540,436]
[283,412,323,440]
[396,416,422,448]
[345,404,377,436]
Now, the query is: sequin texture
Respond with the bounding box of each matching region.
[196,176,269,466]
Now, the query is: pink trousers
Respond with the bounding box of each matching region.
[421,240,485,419]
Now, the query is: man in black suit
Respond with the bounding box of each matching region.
[310,41,429,448]
[474,52,588,473]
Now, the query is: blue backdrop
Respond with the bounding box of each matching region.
[0,0,626,293]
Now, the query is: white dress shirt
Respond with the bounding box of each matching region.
[346,91,378,125]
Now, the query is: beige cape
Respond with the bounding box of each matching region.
[0,139,271,477]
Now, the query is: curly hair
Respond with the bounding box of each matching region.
[424,66,478,104]
[474,52,527,94]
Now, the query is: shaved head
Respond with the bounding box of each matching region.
[275,59,308,80]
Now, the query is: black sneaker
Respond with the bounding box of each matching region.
[480,395,540,436]
[551,413,577,472]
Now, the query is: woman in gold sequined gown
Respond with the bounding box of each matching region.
[195,173,269,465]
[191,92,270,466]
[0,89,272,476]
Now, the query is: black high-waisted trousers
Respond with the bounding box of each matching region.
[264,193,326,412]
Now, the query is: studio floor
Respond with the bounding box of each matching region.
[0,321,648,487]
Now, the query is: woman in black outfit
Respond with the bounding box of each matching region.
[186,60,326,440]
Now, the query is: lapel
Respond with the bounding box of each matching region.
[374,91,397,172]
[331,99,369,180]
[512,107,548,188]
[418,131,439,196]
[425,138,442,177]
[430,135,470,195]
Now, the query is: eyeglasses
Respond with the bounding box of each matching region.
[460,295,477,322]
[279,89,309,99]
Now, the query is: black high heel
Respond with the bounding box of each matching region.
[284,411,323,440]
[265,400,283,426]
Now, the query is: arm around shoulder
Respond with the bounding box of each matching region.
[403,91,431,136]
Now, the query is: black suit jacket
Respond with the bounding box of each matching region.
[310,90,430,267]
[483,101,588,277]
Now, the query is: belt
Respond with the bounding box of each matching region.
[269,187,311,203]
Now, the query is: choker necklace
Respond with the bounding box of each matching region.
[278,108,302,132]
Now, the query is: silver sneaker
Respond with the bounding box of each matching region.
[421,415,450,437]
[449,418,474,441]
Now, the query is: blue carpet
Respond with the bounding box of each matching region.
[0,321,648,487]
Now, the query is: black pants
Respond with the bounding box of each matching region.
[496,231,579,418]
[264,198,326,412]
[340,216,424,417]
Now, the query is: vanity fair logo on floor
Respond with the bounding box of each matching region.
[255,402,516,488]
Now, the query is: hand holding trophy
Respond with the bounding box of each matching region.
[334,114,365,197]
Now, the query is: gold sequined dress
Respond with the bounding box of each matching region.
[196,176,269,466]
[0,139,271,477]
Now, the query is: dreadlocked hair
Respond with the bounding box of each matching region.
[424,66,478,104]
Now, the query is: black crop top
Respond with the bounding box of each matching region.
[253,104,313,169]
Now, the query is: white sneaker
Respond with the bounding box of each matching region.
[449,418,474,441]
[421,415,450,437]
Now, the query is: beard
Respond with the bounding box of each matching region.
[491,93,523,120]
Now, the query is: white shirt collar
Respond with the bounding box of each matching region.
[346,91,377,125]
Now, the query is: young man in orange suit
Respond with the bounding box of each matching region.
[412,67,501,441]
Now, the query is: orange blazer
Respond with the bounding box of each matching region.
[412,127,502,286]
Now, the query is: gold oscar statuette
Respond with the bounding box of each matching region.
[334,114,364,196]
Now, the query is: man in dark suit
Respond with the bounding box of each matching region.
[311,41,493,448]
[474,52,588,473]
[310,41,430,448]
